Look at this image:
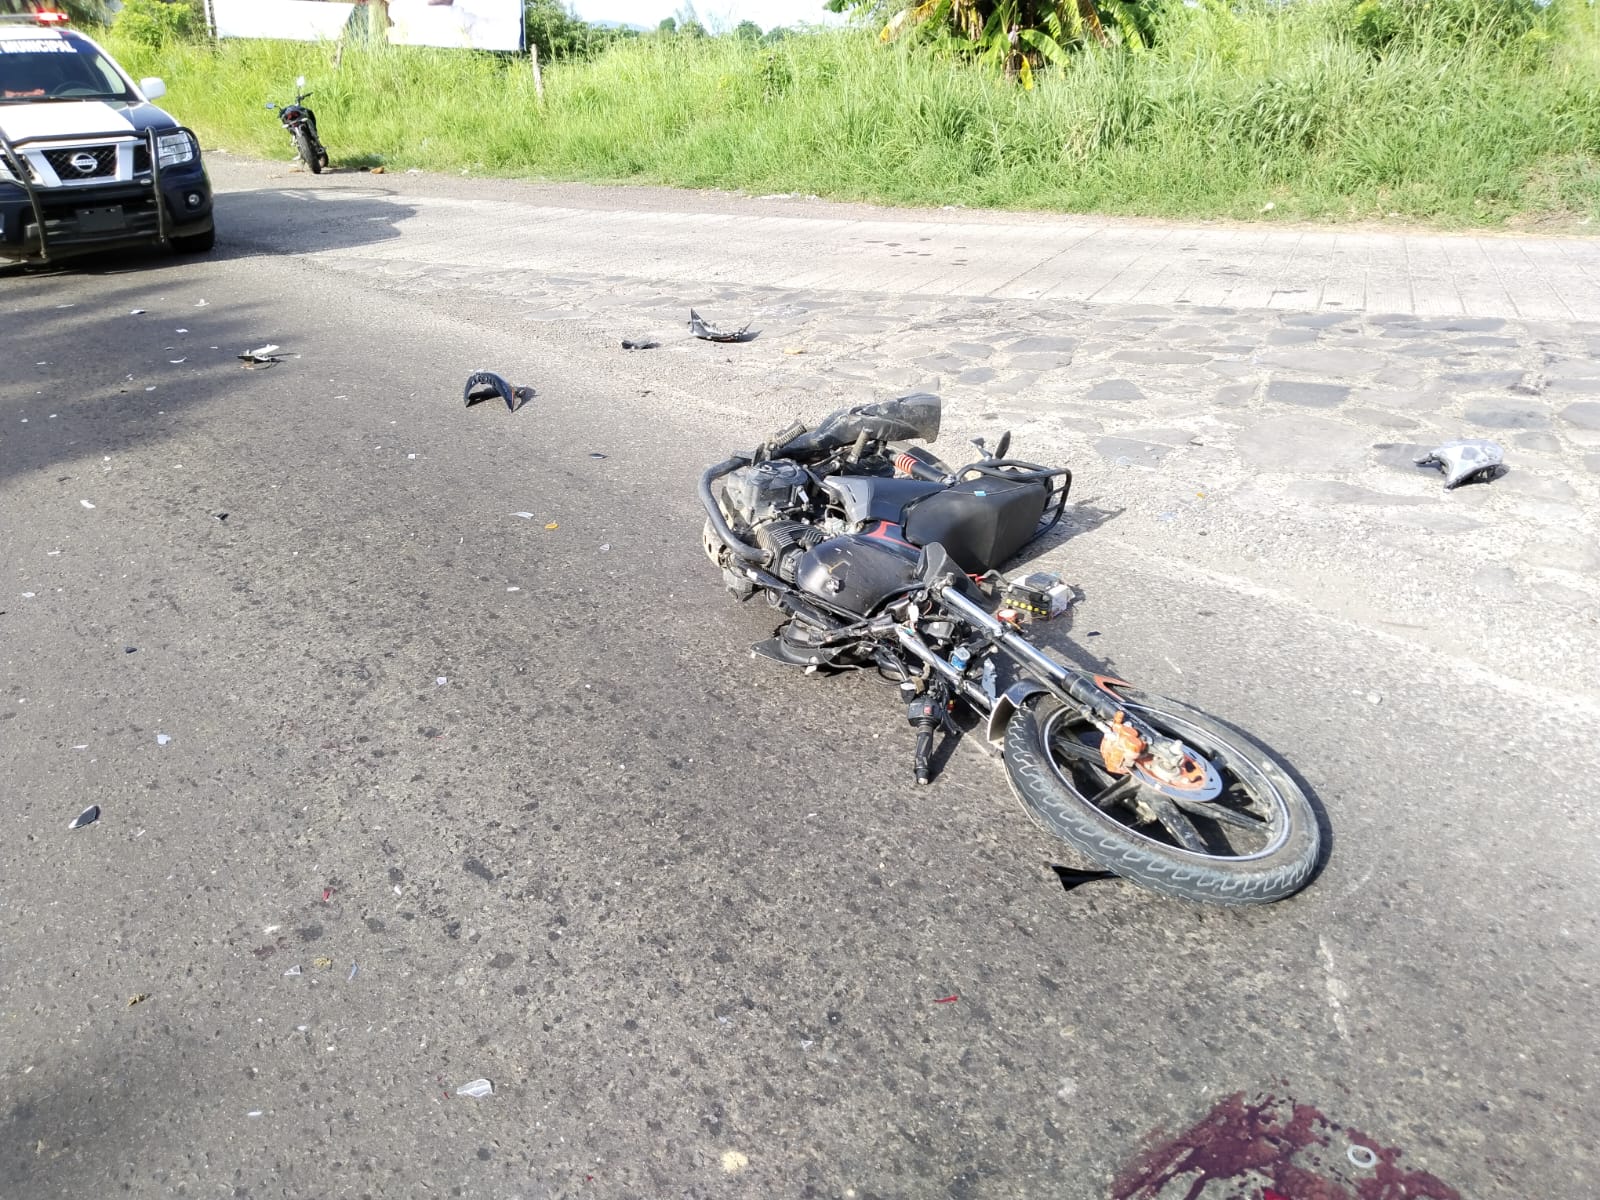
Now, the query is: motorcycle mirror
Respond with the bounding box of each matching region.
[971,436,987,455]
[265,102,276,109]
[296,75,307,89]
[995,431,1012,459]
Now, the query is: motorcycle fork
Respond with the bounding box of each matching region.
[935,587,1123,725]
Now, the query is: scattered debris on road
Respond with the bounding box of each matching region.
[689,309,756,343]
[455,1078,494,1099]
[463,371,534,412]
[238,344,283,369]
[156,733,172,746]
[283,965,302,977]
[1050,864,1117,892]
[621,338,659,350]
[1414,439,1507,489]
[68,805,100,831]
[934,995,959,1004]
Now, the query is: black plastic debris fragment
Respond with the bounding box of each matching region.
[69,805,100,831]
[688,309,757,343]
[464,371,534,412]
[212,512,229,522]
[621,338,659,351]
[588,452,608,459]
[124,646,137,654]
[1414,439,1507,489]
[1050,863,1117,893]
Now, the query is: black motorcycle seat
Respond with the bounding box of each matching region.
[821,476,945,525]
[902,475,1050,573]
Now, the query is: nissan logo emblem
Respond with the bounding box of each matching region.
[69,152,99,174]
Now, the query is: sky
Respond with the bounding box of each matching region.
[566,0,853,33]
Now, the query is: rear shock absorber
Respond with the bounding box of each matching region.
[894,445,954,484]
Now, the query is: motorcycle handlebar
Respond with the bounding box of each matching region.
[699,457,770,566]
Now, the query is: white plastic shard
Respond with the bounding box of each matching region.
[1414,439,1506,490]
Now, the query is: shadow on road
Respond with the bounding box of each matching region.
[208,186,416,261]
[0,277,271,486]
[0,190,412,486]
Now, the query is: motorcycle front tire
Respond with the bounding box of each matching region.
[1003,689,1321,906]
[295,128,323,174]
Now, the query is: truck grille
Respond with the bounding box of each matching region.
[43,145,117,180]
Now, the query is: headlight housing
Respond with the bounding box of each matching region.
[156,131,196,168]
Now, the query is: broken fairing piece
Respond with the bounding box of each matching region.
[455,1078,494,1098]
[69,804,100,830]
[688,309,757,343]
[463,371,534,412]
[238,345,282,369]
[621,338,659,350]
[1414,439,1506,489]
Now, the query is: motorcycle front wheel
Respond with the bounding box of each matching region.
[1003,688,1321,905]
[294,128,323,174]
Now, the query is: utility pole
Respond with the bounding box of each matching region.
[368,0,390,45]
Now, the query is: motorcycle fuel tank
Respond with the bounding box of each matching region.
[793,528,920,616]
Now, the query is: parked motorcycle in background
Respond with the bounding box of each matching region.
[267,76,329,174]
[699,393,1323,906]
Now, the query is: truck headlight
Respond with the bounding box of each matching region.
[156,131,196,168]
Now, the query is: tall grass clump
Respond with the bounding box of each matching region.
[102,0,1600,226]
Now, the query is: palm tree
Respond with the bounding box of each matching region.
[875,0,1152,85]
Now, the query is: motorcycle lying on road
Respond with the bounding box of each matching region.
[267,76,329,175]
[699,393,1321,905]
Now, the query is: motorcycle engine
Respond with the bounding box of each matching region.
[722,459,810,527]
[721,460,823,583]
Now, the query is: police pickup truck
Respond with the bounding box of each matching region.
[0,12,214,264]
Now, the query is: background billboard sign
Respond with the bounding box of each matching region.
[212,0,524,52]
[212,1,357,42]
[387,0,524,51]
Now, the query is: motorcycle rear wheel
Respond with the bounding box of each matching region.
[295,128,322,174]
[1003,688,1320,905]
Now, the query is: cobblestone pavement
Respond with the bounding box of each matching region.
[217,163,1600,702]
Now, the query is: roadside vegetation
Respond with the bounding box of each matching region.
[93,0,1600,227]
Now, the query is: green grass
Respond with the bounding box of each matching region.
[102,0,1600,227]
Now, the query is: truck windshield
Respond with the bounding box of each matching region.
[0,40,130,104]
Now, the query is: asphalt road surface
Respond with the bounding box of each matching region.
[1,173,1595,1200]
